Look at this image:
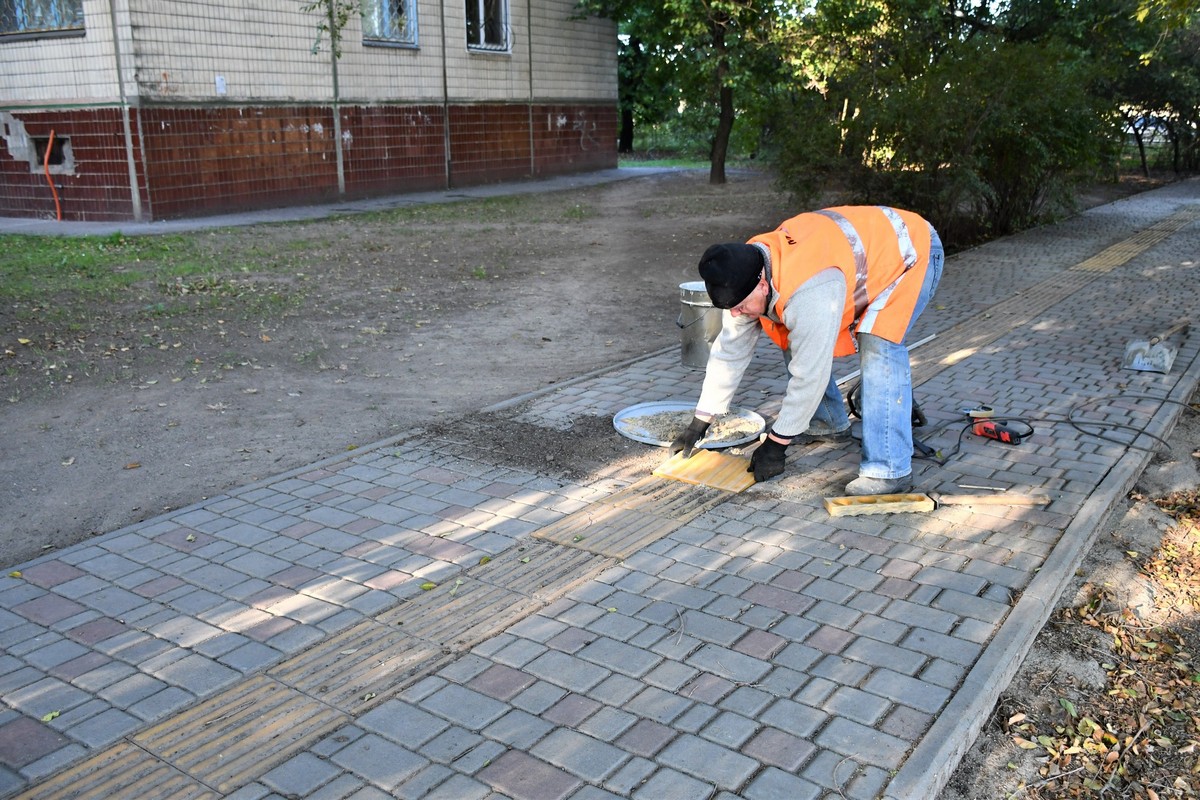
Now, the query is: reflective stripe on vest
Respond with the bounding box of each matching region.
[814,207,919,337]
[813,209,868,333]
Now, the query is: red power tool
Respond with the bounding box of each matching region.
[972,419,1025,444]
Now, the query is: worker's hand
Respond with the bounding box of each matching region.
[748,436,788,482]
[669,416,711,459]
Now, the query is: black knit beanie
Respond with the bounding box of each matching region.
[698,243,764,309]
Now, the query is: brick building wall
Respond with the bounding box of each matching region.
[0,0,617,222]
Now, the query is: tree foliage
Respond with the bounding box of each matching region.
[590,0,1198,243]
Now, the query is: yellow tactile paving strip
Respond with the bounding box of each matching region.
[12,206,1196,800]
[1072,207,1200,272]
[532,477,732,559]
[653,449,757,492]
[132,675,347,795]
[14,742,220,800]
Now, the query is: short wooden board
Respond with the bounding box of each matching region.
[653,450,755,493]
[823,493,936,517]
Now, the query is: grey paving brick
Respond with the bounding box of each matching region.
[933,587,1011,623]
[657,734,757,791]
[759,697,827,738]
[921,657,968,689]
[531,728,628,782]
[625,685,693,725]
[699,711,758,748]
[642,660,698,693]
[512,680,568,715]
[579,706,637,741]
[577,636,660,677]
[842,637,927,675]
[685,644,770,685]
[824,686,891,725]
[449,738,507,775]
[672,703,718,734]
[587,673,643,706]
[127,685,195,721]
[421,684,509,730]
[485,709,555,749]
[332,733,427,790]
[631,767,715,800]
[881,597,958,633]
[263,751,341,797]
[902,626,983,665]
[717,685,773,717]
[419,772,491,800]
[815,717,909,769]
[603,756,657,796]
[524,650,610,693]
[64,707,142,748]
[742,767,823,800]
[151,653,240,695]
[863,668,952,714]
[359,699,449,747]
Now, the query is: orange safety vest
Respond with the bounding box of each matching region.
[749,206,933,357]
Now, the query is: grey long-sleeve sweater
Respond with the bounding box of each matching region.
[696,267,846,438]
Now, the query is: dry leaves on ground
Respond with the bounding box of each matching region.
[1004,488,1200,799]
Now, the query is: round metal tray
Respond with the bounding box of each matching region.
[612,401,765,449]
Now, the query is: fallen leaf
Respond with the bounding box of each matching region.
[41,711,60,722]
[420,582,436,591]
[8,571,21,578]
[124,462,141,470]
[61,457,75,466]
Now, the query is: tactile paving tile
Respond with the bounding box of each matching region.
[132,675,346,795]
[268,617,443,711]
[9,742,219,800]
[470,539,614,599]
[652,450,756,492]
[1072,206,1200,273]
[378,579,538,648]
[533,477,732,558]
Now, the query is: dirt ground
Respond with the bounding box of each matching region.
[3,168,1197,797]
[1,169,800,569]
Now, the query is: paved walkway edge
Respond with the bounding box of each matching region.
[884,362,1200,800]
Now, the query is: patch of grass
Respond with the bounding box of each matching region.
[562,203,591,221]
[0,233,217,301]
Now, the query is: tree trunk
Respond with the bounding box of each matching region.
[618,107,634,153]
[708,22,732,185]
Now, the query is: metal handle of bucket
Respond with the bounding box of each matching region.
[677,311,707,329]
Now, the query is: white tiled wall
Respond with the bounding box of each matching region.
[0,0,126,104]
[1,0,616,106]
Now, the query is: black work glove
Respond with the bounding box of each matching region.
[748,436,789,482]
[669,416,711,459]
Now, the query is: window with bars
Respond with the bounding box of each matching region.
[362,0,417,47]
[0,0,84,37]
[465,0,507,52]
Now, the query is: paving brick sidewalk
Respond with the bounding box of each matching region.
[2,178,1198,800]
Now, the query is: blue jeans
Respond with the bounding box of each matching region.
[811,231,945,479]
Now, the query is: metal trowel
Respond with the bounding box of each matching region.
[1122,319,1189,374]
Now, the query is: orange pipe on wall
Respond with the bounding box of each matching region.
[44,130,63,221]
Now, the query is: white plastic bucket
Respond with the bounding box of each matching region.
[678,281,722,369]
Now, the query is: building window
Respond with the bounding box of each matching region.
[466,0,507,52]
[363,0,417,47]
[1,0,84,37]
